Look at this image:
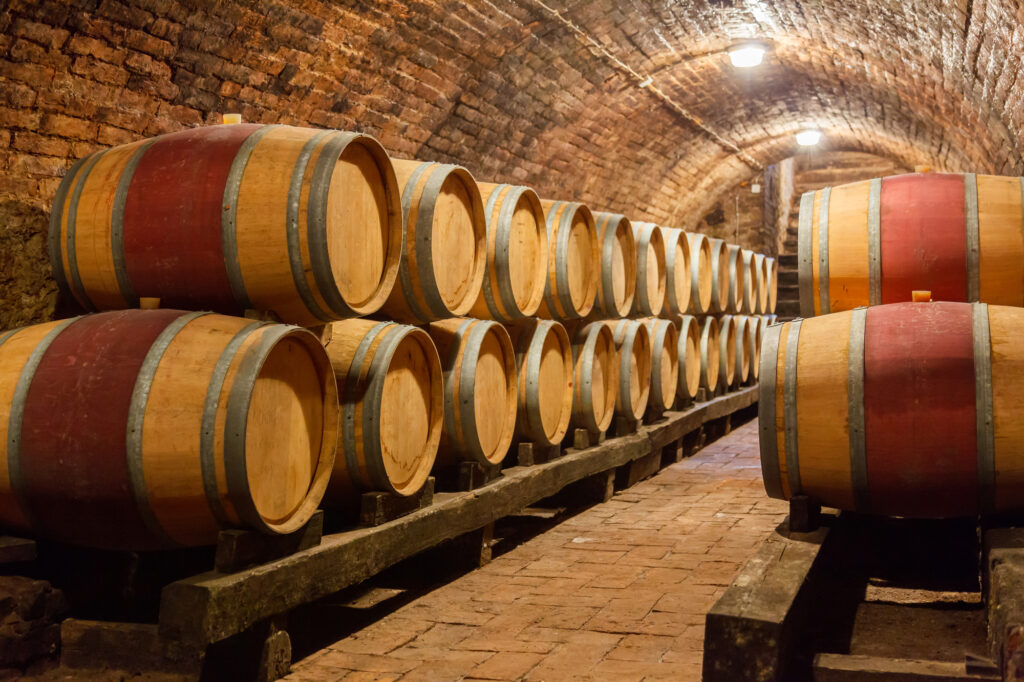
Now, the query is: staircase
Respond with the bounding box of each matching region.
[775,253,799,320]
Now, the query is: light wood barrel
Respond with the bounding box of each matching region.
[748,315,762,382]
[766,257,778,313]
[381,160,486,323]
[708,238,731,314]
[428,318,518,465]
[740,249,758,314]
[759,301,1024,518]
[469,183,548,322]
[669,314,702,400]
[49,124,403,326]
[699,316,720,393]
[724,244,745,314]
[725,315,752,387]
[610,319,652,421]
[0,310,337,550]
[536,200,599,320]
[717,314,738,389]
[753,254,769,314]
[592,212,637,318]
[660,228,692,316]
[686,233,713,314]
[798,172,1024,316]
[324,319,442,498]
[569,322,618,433]
[507,319,573,446]
[631,223,667,317]
[641,318,679,415]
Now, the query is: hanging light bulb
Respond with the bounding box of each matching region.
[728,43,766,68]
[796,129,822,146]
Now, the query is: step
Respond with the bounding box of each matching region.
[777,254,797,268]
[775,300,800,317]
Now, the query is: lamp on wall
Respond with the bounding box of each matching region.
[796,129,822,146]
[728,43,767,68]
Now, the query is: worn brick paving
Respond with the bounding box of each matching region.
[286,420,787,681]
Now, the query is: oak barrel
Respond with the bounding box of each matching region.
[740,249,758,314]
[724,244,745,314]
[669,314,702,400]
[724,315,752,387]
[798,172,1024,315]
[428,318,518,465]
[753,253,769,314]
[469,183,548,322]
[0,310,337,550]
[707,238,731,314]
[49,124,403,326]
[324,319,442,498]
[610,319,652,421]
[747,314,762,382]
[592,212,637,318]
[698,316,720,393]
[631,223,667,317]
[507,319,574,446]
[717,314,738,389]
[641,318,679,415]
[537,200,600,320]
[382,160,487,323]
[569,322,618,433]
[766,257,778,313]
[660,228,693,317]
[760,301,1024,517]
[686,233,713,314]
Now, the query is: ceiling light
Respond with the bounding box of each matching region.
[728,43,766,68]
[796,129,822,146]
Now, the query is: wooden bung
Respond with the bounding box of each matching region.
[660,227,693,317]
[469,183,548,322]
[49,124,403,326]
[323,319,443,499]
[0,310,337,550]
[610,319,652,421]
[536,200,600,321]
[686,233,714,315]
[507,319,574,446]
[631,222,667,317]
[428,318,518,466]
[569,321,618,433]
[641,318,679,415]
[381,160,487,324]
[591,212,637,318]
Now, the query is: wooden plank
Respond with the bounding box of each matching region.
[984,527,1024,680]
[159,386,757,649]
[814,653,999,681]
[0,536,37,563]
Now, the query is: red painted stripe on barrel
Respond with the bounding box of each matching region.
[863,302,977,517]
[880,173,967,304]
[18,309,183,548]
[122,124,260,311]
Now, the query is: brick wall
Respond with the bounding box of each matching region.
[1,0,1022,326]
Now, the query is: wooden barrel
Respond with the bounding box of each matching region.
[660,228,692,317]
[592,212,637,318]
[537,201,600,320]
[428,318,518,465]
[610,319,651,421]
[747,314,762,382]
[740,249,758,314]
[766,257,778,313]
[507,319,573,446]
[798,172,1024,316]
[631,223,667,316]
[759,301,1024,518]
[686,233,713,314]
[699,316,720,393]
[381,160,487,323]
[469,183,548,322]
[716,314,737,389]
[708,238,731,314]
[641,318,679,415]
[49,124,403,326]
[724,244,745,314]
[324,319,442,498]
[727,315,752,387]
[569,322,618,433]
[753,254,769,314]
[0,309,337,550]
[671,314,702,401]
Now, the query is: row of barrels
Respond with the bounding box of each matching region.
[0,307,768,551]
[49,123,777,328]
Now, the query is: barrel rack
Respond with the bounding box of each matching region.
[36,385,758,680]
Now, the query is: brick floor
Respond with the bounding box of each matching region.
[286,419,787,681]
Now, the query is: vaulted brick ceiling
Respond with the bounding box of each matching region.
[4,0,1024,229]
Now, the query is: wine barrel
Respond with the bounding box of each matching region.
[468,183,548,322]
[759,300,1024,517]
[324,319,442,498]
[641,318,679,415]
[49,124,403,326]
[569,322,618,433]
[428,318,518,465]
[708,238,731,314]
[726,315,753,387]
[766,257,778,313]
[592,212,637,318]
[381,160,487,323]
[753,254,769,314]
[609,319,651,421]
[724,244,745,314]
[747,314,762,382]
[0,310,337,550]
[507,319,573,446]
[670,314,702,401]
[660,228,693,317]
[537,201,600,320]
[798,172,1024,316]
[740,249,758,314]
[686,233,713,314]
[699,316,720,393]
[631,223,667,316]
[716,314,737,389]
